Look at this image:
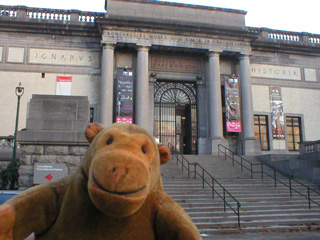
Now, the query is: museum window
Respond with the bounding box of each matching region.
[286,116,302,151]
[254,115,270,151]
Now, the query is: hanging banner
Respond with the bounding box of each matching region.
[225,76,241,132]
[115,69,134,123]
[56,76,72,95]
[270,87,285,139]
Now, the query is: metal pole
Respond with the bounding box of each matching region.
[274,170,277,188]
[261,164,264,179]
[12,95,21,161]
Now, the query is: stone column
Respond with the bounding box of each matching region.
[135,46,150,132]
[239,54,261,155]
[207,52,228,154]
[100,44,115,126]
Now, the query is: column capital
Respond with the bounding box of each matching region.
[239,54,251,61]
[102,43,115,50]
[136,45,150,52]
[207,51,221,58]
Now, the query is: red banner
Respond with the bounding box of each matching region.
[56,76,72,95]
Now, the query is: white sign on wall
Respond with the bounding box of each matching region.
[56,76,72,96]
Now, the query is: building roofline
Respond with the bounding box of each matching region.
[106,0,247,14]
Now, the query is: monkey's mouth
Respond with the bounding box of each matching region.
[92,173,146,196]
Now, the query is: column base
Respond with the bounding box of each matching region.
[198,138,211,155]
[241,138,261,156]
[211,138,229,156]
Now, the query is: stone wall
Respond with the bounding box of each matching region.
[19,144,88,190]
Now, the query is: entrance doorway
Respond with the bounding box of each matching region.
[154,82,197,154]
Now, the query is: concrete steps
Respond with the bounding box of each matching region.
[160,155,320,235]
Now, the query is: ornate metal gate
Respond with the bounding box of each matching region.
[154,82,197,154]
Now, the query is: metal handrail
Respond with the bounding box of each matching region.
[218,144,320,209]
[168,143,241,228]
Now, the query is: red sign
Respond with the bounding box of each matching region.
[45,174,53,181]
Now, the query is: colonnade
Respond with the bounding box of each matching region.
[99,44,259,154]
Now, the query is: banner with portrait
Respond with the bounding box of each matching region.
[115,69,134,123]
[270,87,285,139]
[225,76,241,132]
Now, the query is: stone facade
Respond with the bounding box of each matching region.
[18,144,87,189]
[0,1,319,158]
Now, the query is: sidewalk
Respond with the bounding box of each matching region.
[202,230,320,240]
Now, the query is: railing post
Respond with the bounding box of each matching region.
[176,151,178,165]
[188,163,190,179]
[274,170,277,188]
[223,189,226,212]
[232,152,235,166]
[237,202,241,228]
[202,168,205,188]
[250,163,253,179]
[212,179,215,199]
[261,164,264,179]
[308,188,311,209]
[289,177,292,197]
[241,158,243,172]
[218,144,220,156]
[224,147,227,160]
[194,164,197,179]
[182,158,184,171]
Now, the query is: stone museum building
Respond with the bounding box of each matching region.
[0,0,320,157]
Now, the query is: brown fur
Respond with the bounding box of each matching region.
[0,123,201,240]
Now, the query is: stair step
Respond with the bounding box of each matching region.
[161,154,320,233]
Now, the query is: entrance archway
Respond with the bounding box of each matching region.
[154,82,197,154]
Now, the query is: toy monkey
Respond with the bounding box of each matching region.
[0,123,201,240]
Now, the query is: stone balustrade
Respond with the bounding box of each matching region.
[0,5,104,24]
[1,5,320,45]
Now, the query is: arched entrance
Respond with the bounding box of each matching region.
[154,81,197,154]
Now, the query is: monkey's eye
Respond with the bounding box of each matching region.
[141,146,147,154]
[107,137,113,145]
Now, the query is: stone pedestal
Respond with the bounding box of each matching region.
[241,138,261,156]
[212,138,229,156]
[18,95,89,144]
[17,95,90,189]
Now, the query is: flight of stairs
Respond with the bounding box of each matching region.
[161,155,320,237]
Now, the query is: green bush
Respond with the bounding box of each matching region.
[0,159,20,190]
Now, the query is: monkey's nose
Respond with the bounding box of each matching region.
[112,167,128,184]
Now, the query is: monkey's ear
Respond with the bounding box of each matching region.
[158,144,171,164]
[85,123,104,143]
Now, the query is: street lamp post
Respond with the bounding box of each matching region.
[12,82,24,161]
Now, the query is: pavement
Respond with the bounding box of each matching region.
[201,230,320,240]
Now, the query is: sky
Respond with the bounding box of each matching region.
[0,0,319,34]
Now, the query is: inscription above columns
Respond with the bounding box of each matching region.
[102,30,252,54]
